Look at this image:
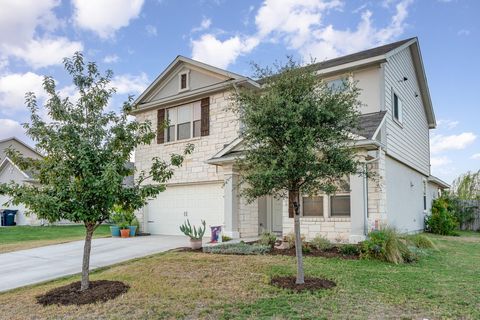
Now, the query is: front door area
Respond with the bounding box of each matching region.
[258,196,283,235]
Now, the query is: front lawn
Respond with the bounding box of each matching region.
[0,233,479,319]
[0,225,111,253]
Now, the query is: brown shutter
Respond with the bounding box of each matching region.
[200,97,210,136]
[288,191,294,218]
[157,108,165,144]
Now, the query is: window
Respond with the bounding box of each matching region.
[327,78,346,92]
[179,71,189,91]
[423,180,427,211]
[330,195,351,217]
[302,196,323,217]
[166,101,201,142]
[393,92,403,123]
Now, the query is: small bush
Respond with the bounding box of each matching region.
[310,235,332,251]
[222,235,232,242]
[284,233,305,248]
[361,228,415,264]
[259,232,277,248]
[203,242,270,255]
[339,244,360,255]
[425,197,459,235]
[405,234,437,250]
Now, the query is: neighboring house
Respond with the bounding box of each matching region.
[133,37,449,242]
[0,137,43,225]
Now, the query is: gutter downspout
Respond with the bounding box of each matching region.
[363,153,380,236]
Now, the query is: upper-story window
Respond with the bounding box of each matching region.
[179,71,189,91]
[166,101,201,142]
[326,78,347,92]
[393,92,403,124]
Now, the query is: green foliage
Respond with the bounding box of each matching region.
[179,219,206,240]
[203,242,271,255]
[259,232,277,248]
[405,234,437,250]
[222,235,232,242]
[339,244,360,256]
[451,170,480,200]
[119,221,129,230]
[310,235,332,251]
[231,57,362,201]
[425,197,459,235]
[284,233,305,249]
[0,52,193,227]
[361,228,415,264]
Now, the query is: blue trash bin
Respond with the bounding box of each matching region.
[3,209,17,226]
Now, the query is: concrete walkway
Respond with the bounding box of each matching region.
[0,235,189,292]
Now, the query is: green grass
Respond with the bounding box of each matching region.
[0,232,478,319]
[0,225,111,253]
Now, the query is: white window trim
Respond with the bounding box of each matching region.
[178,70,190,92]
[392,89,403,127]
[301,192,352,218]
[165,102,201,143]
[423,178,427,213]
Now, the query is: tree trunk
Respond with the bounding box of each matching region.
[80,223,95,291]
[292,190,305,284]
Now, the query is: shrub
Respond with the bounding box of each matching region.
[339,244,360,256]
[284,233,305,248]
[259,232,277,248]
[203,242,270,255]
[425,197,459,235]
[222,235,232,242]
[361,228,415,264]
[310,235,332,251]
[405,234,437,250]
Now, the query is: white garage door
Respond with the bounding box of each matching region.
[145,183,224,235]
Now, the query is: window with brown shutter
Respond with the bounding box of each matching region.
[157,108,165,144]
[200,97,210,136]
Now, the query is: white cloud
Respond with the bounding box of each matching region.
[471,153,480,160]
[191,34,259,69]
[110,73,149,95]
[0,0,82,69]
[457,29,470,36]
[192,18,212,33]
[103,54,120,64]
[190,0,413,68]
[145,25,158,36]
[437,119,459,130]
[72,0,144,39]
[0,72,47,114]
[431,156,452,167]
[430,132,477,154]
[0,118,27,141]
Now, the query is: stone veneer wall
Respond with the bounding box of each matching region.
[238,196,259,238]
[366,149,387,231]
[134,91,240,227]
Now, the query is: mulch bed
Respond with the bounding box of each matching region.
[36,280,129,306]
[270,246,360,260]
[271,276,336,292]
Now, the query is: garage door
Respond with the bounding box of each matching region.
[145,183,224,235]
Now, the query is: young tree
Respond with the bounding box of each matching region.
[451,170,480,200]
[232,59,362,284]
[0,53,192,291]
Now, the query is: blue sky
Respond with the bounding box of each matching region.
[0,0,478,184]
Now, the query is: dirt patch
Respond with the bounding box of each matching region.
[271,276,336,292]
[270,246,359,260]
[36,280,129,306]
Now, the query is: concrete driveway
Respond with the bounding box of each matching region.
[0,235,189,292]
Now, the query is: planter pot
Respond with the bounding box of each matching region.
[120,229,130,238]
[110,226,120,237]
[190,239,203,250]
[129,226,137,237]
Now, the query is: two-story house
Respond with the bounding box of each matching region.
[132,37,449,243]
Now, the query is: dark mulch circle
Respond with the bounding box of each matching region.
[271,276,336,292]
[36,280,129,306]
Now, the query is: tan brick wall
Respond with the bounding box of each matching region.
[238,196,259,237]
[367,149,387,230]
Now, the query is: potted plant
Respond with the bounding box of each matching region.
[179,219,206,249]
[109,211,122,237]
[119,222,130,238]
[123,211,137,237]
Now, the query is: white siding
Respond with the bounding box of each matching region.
[385,156,427,233]
[384,47,430,175]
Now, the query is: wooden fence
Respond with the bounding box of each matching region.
[458,200,480,231]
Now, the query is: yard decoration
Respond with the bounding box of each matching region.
[180,219,206,249]
[231,57,362,285]
[0,53,193,292]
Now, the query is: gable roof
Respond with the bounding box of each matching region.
[0,157,33,180]
[0,137,42,159]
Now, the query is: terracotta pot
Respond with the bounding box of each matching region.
[190,239,202,250]
[120,229,130,238]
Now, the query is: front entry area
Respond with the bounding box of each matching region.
[144,183,224,236]
[258,196,283,235]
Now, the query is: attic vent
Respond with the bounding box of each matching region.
[179,71,189,91]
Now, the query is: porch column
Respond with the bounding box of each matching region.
[223,164,240,238]
[350,170,366,243]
